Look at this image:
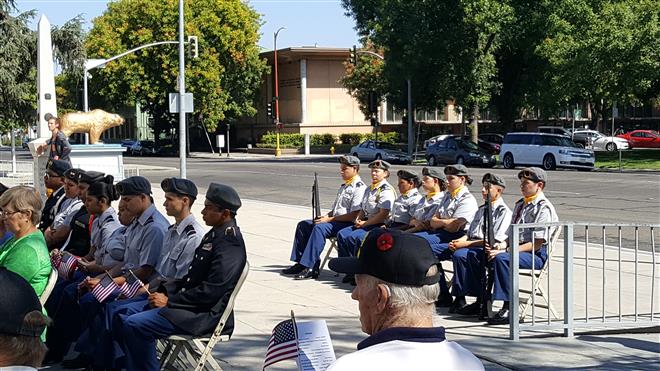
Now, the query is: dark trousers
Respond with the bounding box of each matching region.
[121,308,179,371]
[336,224,382,257]
[415,230,465,297]
[290,220,352,268]
[451,247,484,297]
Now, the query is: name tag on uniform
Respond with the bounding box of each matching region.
[202,243,213,251]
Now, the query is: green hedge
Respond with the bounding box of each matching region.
[259,131,399,148]
[339,132,399,145]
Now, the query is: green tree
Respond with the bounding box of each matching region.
[339,40,387,120]
[85,0,268,141]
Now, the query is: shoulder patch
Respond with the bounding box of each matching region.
[145,216,154,225]
[225,226,236,236]
[355,181,365,187]
[184,224,197,236]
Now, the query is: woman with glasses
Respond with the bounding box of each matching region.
[0,186,51,298]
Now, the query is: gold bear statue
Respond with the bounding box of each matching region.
[59,109,125,144]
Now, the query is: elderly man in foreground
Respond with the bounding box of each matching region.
[328,228,483,370]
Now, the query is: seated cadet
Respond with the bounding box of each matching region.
[118,183,247,371]
[39,159,71,231]
[44,168,83,249]
[448,173,512,315]
[73,177,205,370]
[282,155,367,280]
[385,169,422,229]
[487,167,558,325]
[55,176,169,368]
[336,160,396,259]
[415,164,478,305]
[405,167,446,233]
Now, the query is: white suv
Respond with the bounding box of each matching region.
[500,132,595,171]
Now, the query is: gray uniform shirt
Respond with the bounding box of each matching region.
[329,176,368,217]
[467,197,513,243]
[52,197,82,229]
[413,192,445,222]
[91,207,123,265]
[121,204,169,274]
[435,187,479,232]
[96,226,127,266]
[507,192,558,247]
[361,180,396,219]
[389,189,422,225]
[156,214,205,280]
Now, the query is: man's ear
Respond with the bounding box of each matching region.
[375,283,390,313]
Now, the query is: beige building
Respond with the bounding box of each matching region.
[237,47,461,145]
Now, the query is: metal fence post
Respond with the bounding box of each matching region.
[564,224,574,337]
[510,225,520,341]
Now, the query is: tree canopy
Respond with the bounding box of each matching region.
[85,0,268,139]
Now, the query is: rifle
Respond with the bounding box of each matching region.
[312,172,322,220]
[480,183,496,319]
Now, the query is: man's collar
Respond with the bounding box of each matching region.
[357,326,446,350]
[137,204,157,225]
[174,214,196,234]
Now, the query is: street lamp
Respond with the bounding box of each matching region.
[274,26,285,158]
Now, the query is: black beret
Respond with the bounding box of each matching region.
[444,164,470,176]
[482,173,506,188]
[116,176,152,196]
[78,170,105,184]
[161,177,198,199]
[422,167,446,181]
[339,155,360,167]
[64,168,81,181]
[518,167,547,184]
[397,169,419,181]
[206,183,241,212]
[368,159,391,170]
[47,159,71,176]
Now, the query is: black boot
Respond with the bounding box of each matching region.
[487,302,510,325]
[281,263,305,275]
[294,268,319,280]
[448,296,467,314]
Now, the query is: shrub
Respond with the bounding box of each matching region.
[311,133,336,146]
[259,132,304,148]
[340,132,399,145]
[339,133,364,145]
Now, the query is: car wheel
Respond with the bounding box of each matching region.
[427,155,437,166]
[456,156,464,165]
[375,153,382,160]
[542,154,556,170]
[605,142,616,151]
[502,153,514,169]
[352,152,359,160]
[575,143,585,149]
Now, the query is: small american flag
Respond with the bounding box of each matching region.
[50,253,62,269]
[57,253,79,280]
[91,274,119,303]
[263,319,298,369]
[119,270,144,298]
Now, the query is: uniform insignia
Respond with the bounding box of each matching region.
[225,226,236,236]
[202,243,213,251]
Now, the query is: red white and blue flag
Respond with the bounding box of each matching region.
[120,270,144,298]
[91,274,119,303]
[57,253,79,280]
[263,319,298,369]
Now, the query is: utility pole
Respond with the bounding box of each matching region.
[274,27,285,158]
[178,0,187,178]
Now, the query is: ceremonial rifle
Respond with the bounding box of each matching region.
[312,172,321,220]
[480,183,496,319]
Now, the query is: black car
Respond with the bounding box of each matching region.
[426,137,496,167]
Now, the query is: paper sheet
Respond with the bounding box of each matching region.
[296,320,336,371]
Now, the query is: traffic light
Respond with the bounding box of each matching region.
[368,91,378,114]
[266,102,273,119]
[350,45,358,65]
[370,117,379,127]
[187,36,199,59]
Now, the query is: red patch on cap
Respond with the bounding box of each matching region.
[377,233,394,251]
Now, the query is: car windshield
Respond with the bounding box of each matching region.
[376,142,398,150]
[558,137,580,148]
[456,140,480,151]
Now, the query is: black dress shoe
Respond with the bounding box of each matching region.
[435,295,454,308]
[448,297,467,314]
[61,354,91,369]
[282,263,305,275]
[294,268,319,280]
[487,307,510,325]
[456,302,481,316]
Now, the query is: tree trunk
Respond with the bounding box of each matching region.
[470,105,479,143]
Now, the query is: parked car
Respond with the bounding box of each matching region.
[616,130,660,148]
[120,139,138,149]
[423,134,500,154]
[479,133,504,145]
[350,140,412,164]
[423,134,454,149]
[129,140,156,156]
[500,132,594,171]
[538,126,571,137]
[572,130,630,151]
[426,137,496,167]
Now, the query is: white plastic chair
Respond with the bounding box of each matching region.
[39,268,58,306]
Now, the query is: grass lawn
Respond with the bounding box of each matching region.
[595,149,660,170]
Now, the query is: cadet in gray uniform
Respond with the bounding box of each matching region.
[336,159,397,259]
[406,167,446,233]
[45,168,83,249]
[488,167,558,325]
[387,169,422,229]
[448,173,512,315]
[156,177,205,280]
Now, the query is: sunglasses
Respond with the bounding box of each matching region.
[519,170,540,182]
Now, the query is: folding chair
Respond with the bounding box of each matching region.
[518,228,561,321]
[319,237,338,272]
[160,262,250,371]
[39,268,58,306]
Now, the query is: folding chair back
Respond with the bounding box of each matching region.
[40,268,58,306]
[518,227,561,321]
[160,261,250,371]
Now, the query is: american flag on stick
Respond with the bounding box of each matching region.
[91,273,119,303]
[263,311,300,369]
[120,269,148,298]
[57,253,79,280]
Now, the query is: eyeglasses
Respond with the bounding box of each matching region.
[0,209,22,218]
[44,172,59,179]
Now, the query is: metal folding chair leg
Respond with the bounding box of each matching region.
[319,238,338,272]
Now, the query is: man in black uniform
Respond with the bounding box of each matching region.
[39,159,71,231]
[60,170,106,257]
[119,182,247,371]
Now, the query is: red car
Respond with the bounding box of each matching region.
[616,130,660,148]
